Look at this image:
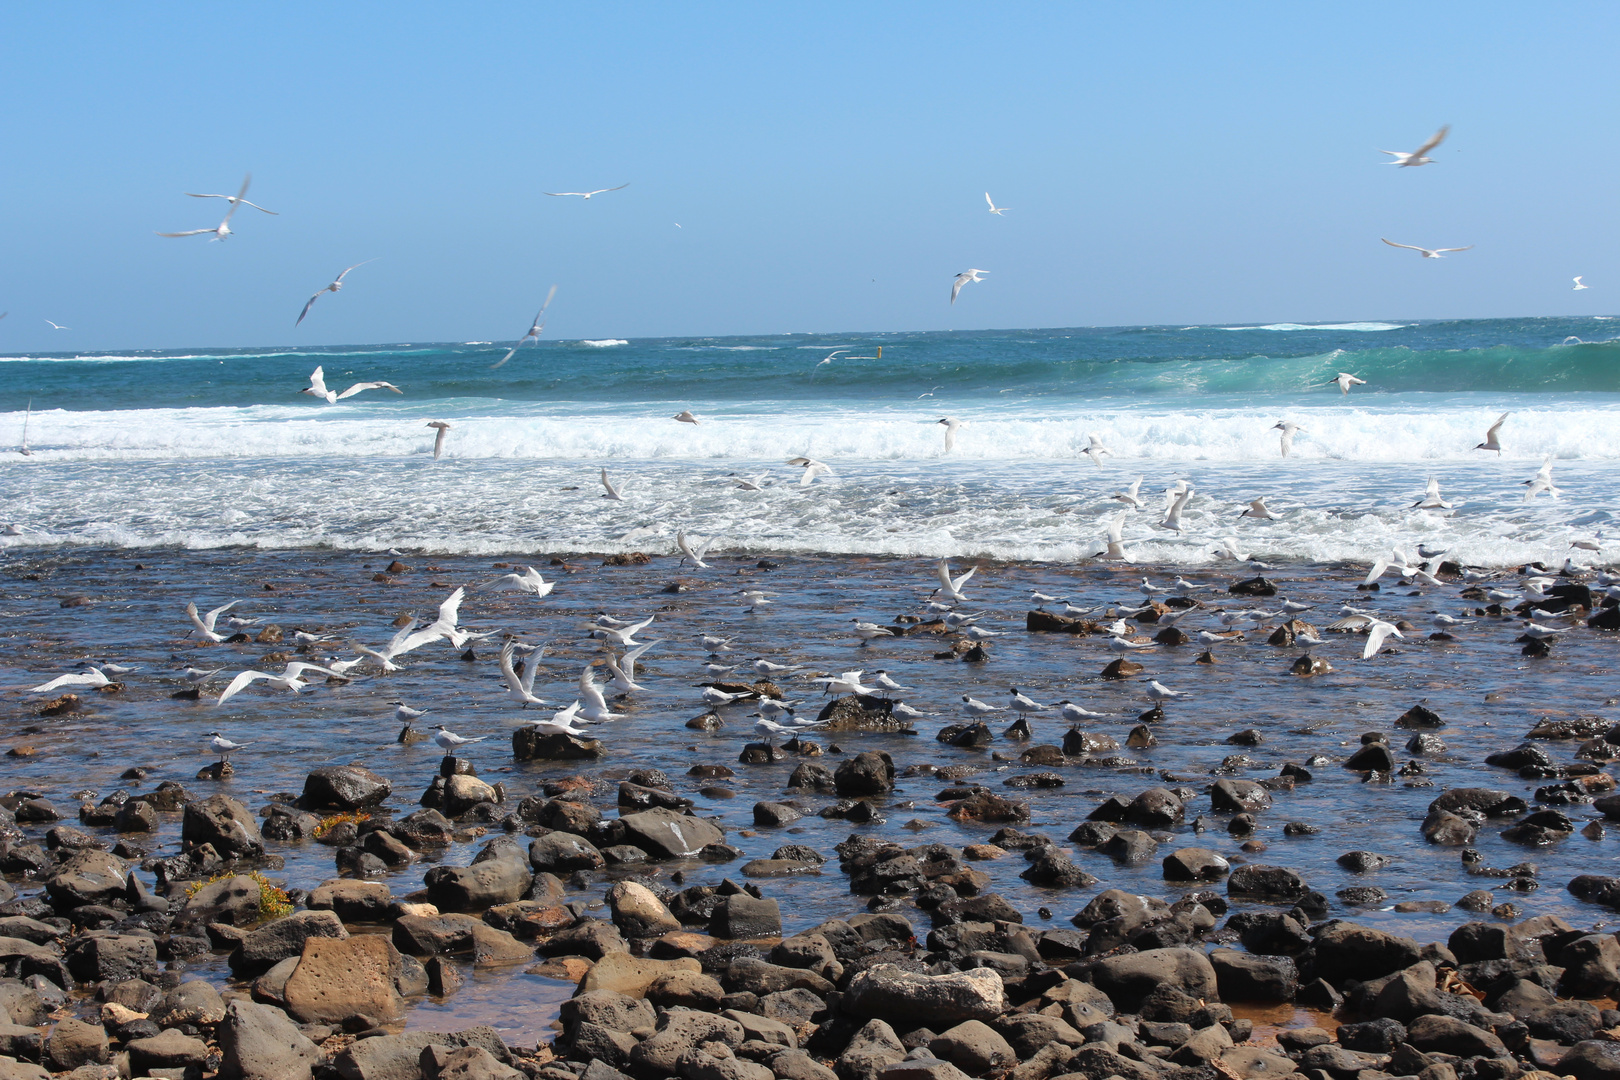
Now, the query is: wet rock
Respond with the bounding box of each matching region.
[149,978,226,1028]
[710,895,781,940]
[815,695,913,733]
[1344,742,1395,772]
[1227,864,1307,902]
[1100,829,1158,862]
[1100,659,1143,679]
[1558,933,1620,996]
[182,793,264,858]
[1090,947,1218,1011]
[1125,787,1184,827]
[176,872,261,929]
[1290,655,1332,676]
[65,932,157,983]
[1018,848,1096,888]
[1210,949,1298,1002]
[529,832,606,872]
[1422,809,1478,845]
[1063,729,1118,755]
[835,752,897,796]
[844,965,1006,1027]
[43,850,128,909]
[581,952,701,997]
[946,792,1029,824]
[425,838,534,911]
[229,909,348,977]
[1307,921,1421,983]
[1336,851,1392,872]
[787,763,837,793]
[1163,847,1230,881]
[753,801,803,827]
[1558,1041,1620,1080]
[307,879,392,922]
[512,729,605,761]
[1396,704,1444,728]
[1430,787,1527,817]
[1211,779,1271,813]
[630,1008,746,1077]
[301,765,392,810]
[1501,808,1575,845]
[608,881,683,938]
[1407,732,1448,755]
[621,807,725,859]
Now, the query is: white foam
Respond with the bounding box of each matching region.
[580,339,629,347]
[1219,322,1406,332]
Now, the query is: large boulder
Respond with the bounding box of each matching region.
[65,932,158,983]
[182,794,264,858]
[1089,948,1219,1012]
[844,965,1005,1027]
[607,882,682,939]
[44,1018,108,1071]
[620,808,725,859]
[835,752,896,796]
[150,979,227,1028]
[301,765,392,810]
[710,895,781,940]
[1560,1041,1620,1080]
[580,952,702,998]
[43,850,128,908]
[229,910,348,977]
[512,728,605,761]
[1227,864,1308,902]
[307,880,393,922]
[928,1020,1017,1076]
[424,840,533,912]
[175,873,261,929]
[282,935,407,1024]
[1209,949,1298,1002]
[528,832,606,872]
[1306,922,1421,984]
[127,1028,210,1074]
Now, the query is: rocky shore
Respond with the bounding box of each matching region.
[5,730,1620,1080]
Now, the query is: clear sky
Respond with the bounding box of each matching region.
[1,2,1614,350]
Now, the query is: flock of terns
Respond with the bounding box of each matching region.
[17,514,1617,767]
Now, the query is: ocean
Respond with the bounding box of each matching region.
[3,316,1619,1043]
[3,316,1617,566]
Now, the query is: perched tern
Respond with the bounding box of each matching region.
[431,724,487,751]
[1008,688,1052,714]
[205,732,250,760]
[390,701,428,722]
[1144,680,1182,702]
[961,695,1003,716]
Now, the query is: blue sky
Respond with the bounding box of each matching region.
[0,2,1613,349]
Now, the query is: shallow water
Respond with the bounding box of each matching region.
[1,544,1616,1045]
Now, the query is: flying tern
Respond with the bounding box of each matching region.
[185,599,241,643]
[543,184,630,200]
[491,285,558,370]
[1474,412,1508,454]
[1381,238,1473,259]
[984,192,1007,215]
[950,269,987,305]
[185,173,278,213]
[295,262,374,327]
[1329,372,1367,394]
[158,174,253,241]
[1272,421,1302,457]
[934,558,977,602]
[1378,125,1449,167]
[426,421,452,460]
[937,417,963,452]
[787,456,832,485]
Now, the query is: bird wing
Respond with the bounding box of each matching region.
[950,275,966,305]
[621,638,659,680]
[1425,478,1441,499]
[1380,239,1424,252]
[333,260,373,285]
[295,291,324,327]
[436,587,466,629]
[202,599,240,633]
[623,615,657,638]
[334,381,403,399]
[236,198,277,214]
[157,229,216,238]
[521,642,546,694]
[283,661,340,680]
[1434,246,1474,254]
[1413,124,1450,157]
[984,192,995,210]
[601,469,620,498]
[1107,511,1127,544]
[381,617,421,659]
[937,559,956,592]
[499,640,524,693]
[1487,413,1508,439]
[433,427,448,458]
[952,564,978,591]
[598,184,630,194]
[217,670,269,705]
[1362,622,1396,659]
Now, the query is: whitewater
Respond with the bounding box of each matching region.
[2,317,1616,566]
